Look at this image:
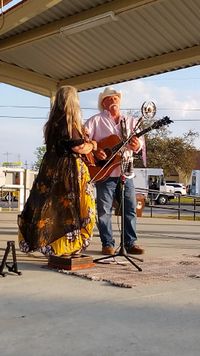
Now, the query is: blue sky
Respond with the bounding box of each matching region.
[0,65,200,167]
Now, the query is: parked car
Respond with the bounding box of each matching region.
[166,182,186,195]
[0,190,18,201]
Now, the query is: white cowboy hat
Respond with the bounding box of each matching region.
[98,87,122,111]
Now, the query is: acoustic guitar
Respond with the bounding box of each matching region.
[85,116,173,183]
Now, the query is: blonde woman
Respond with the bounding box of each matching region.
[18,86,97,256]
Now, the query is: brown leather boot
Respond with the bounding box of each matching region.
[102,246,115,255]
[126,245,144,255]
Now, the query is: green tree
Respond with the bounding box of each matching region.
[33,145,46,170]
[135,126,199,181]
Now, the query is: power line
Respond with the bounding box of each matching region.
[0,116,200,122]
[0,116,46,119]
[171,119,200,121]
[1,105,200,111]
[157,108,200,111]
[0,105,50,108]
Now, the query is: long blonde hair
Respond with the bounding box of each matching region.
[44,86,82,149]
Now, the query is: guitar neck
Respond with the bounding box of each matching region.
[111,117,172,154]
[112,125,152,153]
[135,125,153,138]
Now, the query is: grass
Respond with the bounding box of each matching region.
[170,196,200,204]
[142,214,200,221]
[143,196,200,221]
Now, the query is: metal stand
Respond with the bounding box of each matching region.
[0,241,22,277]
[94,174,143,271]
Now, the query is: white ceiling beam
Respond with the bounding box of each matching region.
[0,0,63,35]
[0,0,160,51]
[60,46,200,90]
[0,61,57,96]
[1,45,199,96]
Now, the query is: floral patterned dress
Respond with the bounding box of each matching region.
[18,139,96,256]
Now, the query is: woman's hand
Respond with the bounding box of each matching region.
[90,140,98,151]
[72,141,97,155]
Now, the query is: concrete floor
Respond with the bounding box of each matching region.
[0,212,200,356]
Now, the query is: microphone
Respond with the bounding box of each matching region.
[141,101,156,120]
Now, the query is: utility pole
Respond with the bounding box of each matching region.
[3,152,12,163]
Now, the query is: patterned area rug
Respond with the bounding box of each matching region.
[46,254,200,288]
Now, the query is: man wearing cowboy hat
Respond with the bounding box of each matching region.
[85,87,144,256]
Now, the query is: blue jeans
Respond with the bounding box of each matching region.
[96,177,138,248]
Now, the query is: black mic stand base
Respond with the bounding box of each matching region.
[94,245,143,272]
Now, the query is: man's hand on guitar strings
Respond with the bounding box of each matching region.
[94,148,107,160]
[128,136,141,152]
